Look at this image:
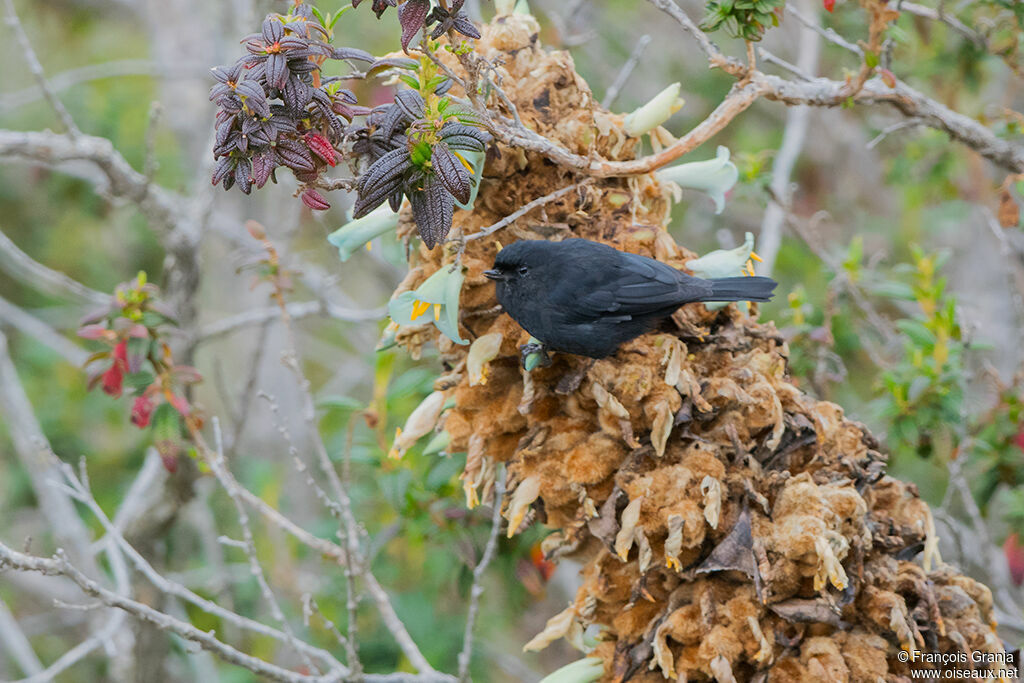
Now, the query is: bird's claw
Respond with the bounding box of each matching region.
[520,341,552,371]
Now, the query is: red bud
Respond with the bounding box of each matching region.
[131,395,154,428]
[1005,533,1024,585]
[304,132,337,167]
[301,188,331,211]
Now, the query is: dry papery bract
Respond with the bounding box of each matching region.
[391,15,1006,682]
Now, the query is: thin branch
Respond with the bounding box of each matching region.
[271,299,440,676]
[0,543,355,683]
[64,456,348,673]
[0,228,109,305]
[750,70,1024,173]
[786,2,863,56]
[485,79,764,176]
[464,180,593,241]
[602,34,653,109]
[646,0,739,69]
[0,331,98,572]
[0,129,191,247]
[0,59,206,114]
[195,300,386,344]
[0,597,43,677]
[899,1,987,49]
[456,472,504,683]
[3,0,81,137]
[0,295,89,365]
[211,419,320,675]
[757,0,821,275]
[865,118,923,149]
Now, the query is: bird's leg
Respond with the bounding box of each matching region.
[520,339,552,370]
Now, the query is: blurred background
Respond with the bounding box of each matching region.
[1,0,1023,680]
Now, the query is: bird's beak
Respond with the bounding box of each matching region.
[483,269,504,281]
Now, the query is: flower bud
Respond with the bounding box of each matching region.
[623,82,684,137]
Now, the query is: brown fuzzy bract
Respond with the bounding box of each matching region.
[388,15,1007,682]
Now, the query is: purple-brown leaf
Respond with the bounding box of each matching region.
[394,89,426,120]
[410,174,454,249]
[431,142,471,205]
[398,0,430,52]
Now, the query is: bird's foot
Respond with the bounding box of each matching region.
[520,340,552,371]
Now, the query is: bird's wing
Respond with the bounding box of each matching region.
[568,251,703,321]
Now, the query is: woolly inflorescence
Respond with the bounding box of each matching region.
[388,14,1007,681]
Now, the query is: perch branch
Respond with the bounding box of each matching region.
[464,180,593,241]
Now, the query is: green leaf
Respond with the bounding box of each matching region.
[896,319,936,346]
[869,280,916,300]
[399,74,421,90]
[124,371,155,391]
[318,395,364,413]
[152,403,180,441]
[907,375,931,403]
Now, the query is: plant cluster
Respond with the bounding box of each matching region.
[77,274,202,471]
[211,2,491,248]
[700,0,784,41]
[210,4,373,208]
[351,56,491,247]
[875,246,965,458]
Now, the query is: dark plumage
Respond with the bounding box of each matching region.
[484,238,778,359]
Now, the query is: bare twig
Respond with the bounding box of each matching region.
[865,118,924,149]
[0,542,355,683]
[899,1,987,50]
[0,229,108,305]
[0,59,206,114]
[0,331,98,572]
[601,34,652,109]
[271,297,440,676]
[456,472,504,682]
[757,0,821,275]
[195,300,386,344]
[786,2,863,56]
[57,458,349,675]
[3,0,81,137]
[0,130,191,247]
[0,295,89,365]
[464,180,592,241]
[211,419,320,675]
[0,597,43,677]
[646,0,740,70]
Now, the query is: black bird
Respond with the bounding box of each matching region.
[484,238,777,360]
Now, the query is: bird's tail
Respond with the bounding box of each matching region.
[704,276,777,302]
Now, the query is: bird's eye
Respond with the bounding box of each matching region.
[517,266,529,276]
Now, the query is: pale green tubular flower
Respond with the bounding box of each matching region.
[327,204,400,261]
[538,657,604,683]
[685,231,763,312]
[656,145,739,215]
[495,0,531,14]
[388,264,468,345]
[623,82,684,137]
[422,429,450,456]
